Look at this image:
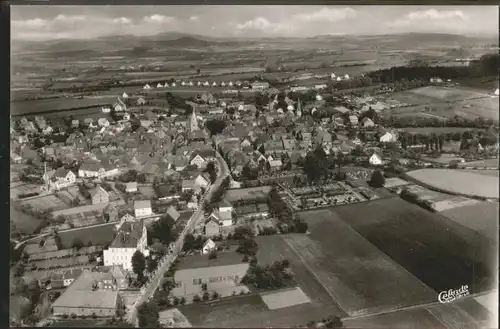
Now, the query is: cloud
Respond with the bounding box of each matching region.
[390,9,468,28]
[189,15,199,21]
[143,14,174,24]
[11,18,48,29]
[236,17,274,30]
[53,14,86,22]
[293,7,357,23]
[113,17,132,24]
[235,16,294,34]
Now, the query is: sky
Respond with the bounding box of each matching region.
[11,5,499,41]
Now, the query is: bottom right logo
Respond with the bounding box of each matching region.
[438,285,470,303]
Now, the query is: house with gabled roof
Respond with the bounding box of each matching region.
[103,219,148,271]
[90,186,110,205]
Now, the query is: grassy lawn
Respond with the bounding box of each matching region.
[58,223,116,248]
[332,198,496,294]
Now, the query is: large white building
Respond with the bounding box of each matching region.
[103,219,149,271]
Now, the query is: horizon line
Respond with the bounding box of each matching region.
[11,30,498,43]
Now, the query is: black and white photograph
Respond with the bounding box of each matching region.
[9,4,499,328]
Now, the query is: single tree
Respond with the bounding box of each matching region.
[369,170,386,188]
[137,301,159,328]
[131,250,146,280]
[71,238,84,250]
[202,291,210,301]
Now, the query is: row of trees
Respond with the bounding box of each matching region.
[241,259,294,290]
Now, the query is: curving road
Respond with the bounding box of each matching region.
[128,151,230,326]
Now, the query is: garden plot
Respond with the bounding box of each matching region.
[32,255,90,269]
[19,194,68,211]
[261,287,311,310]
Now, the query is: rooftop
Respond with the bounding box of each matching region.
[134,200,151,210]
[51,271,118,310]
[110,220,144,249]
[176,251,247,271]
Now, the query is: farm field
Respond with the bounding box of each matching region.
[399,127,484,134]
[179,293,338,328]
[290,210,436,316]
[440,201,499,243]
[343,296,492,329]
[58,222,116,249]
[454,96,499,121]
[409,85,485,101]
[460,169,499,177]
[458,158,499,168]
[11,96,117,116]
[332,197,496,294]
[255,235,345,313]
[407,169,499,198]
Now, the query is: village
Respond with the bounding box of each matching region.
[10,70,499,327]
[9,6,500,326]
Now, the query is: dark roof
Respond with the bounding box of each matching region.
[110,220,144,248]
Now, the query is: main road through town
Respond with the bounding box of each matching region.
[128,151,230,326]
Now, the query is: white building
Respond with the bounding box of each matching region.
[204,81,209,86]
[202,239,216,254]
[98,118,110,127]
[181,81,186,86]
[344,74,350,80]
[197,81,202,86]
[495,88,499,96]
[125,182,138,193]
[380,132,396,143]
[143,84,151,90]
[331,73,336,78]
[228,81,233,86]
[212,81,217,86]
[190,154,206,168]
[122,93,129,98]
[134,200,152,218]
[208,210,232,227]
[101,107,111,113]
[369,153,384,166]
[189,81,194,86]
[336,77,342,81]
[157,83,163,88]
[103,220,149,271]
[316,94,323,101]
[171,82,176,87]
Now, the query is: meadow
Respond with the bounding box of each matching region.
[332,197,496,294]
[407,169,499,199]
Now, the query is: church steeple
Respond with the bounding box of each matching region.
[190,105,199,132]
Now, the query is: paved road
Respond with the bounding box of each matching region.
[128,152,230,326]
